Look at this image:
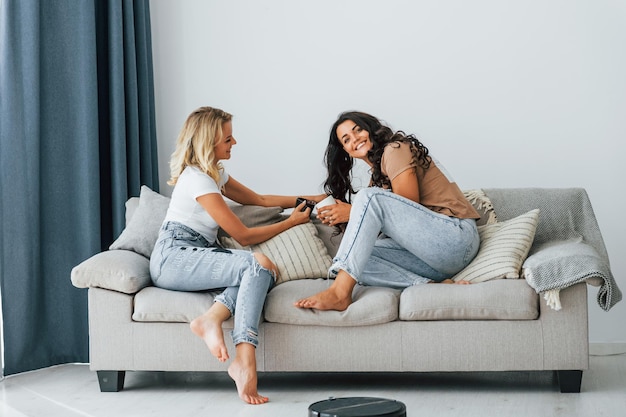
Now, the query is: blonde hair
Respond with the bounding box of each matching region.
[168,106,233,186]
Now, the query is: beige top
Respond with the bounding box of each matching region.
[380,141,480,219]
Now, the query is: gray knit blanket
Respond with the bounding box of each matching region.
[484,188,622,311]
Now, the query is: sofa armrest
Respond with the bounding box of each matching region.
[71,250,151,294]
[538,282,589,371]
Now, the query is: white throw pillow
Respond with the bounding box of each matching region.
[453,209,540,283]
[221,222,332,285]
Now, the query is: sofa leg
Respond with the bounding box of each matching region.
[97,371,126,392]
[557,370,582,393]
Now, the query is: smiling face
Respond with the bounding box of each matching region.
[214,120,236,160]
[336,120,372,162]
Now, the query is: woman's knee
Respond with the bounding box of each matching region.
[252,252,277,276]
[354,187,385,206]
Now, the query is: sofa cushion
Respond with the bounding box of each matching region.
[132,286,235,327]
[110,185,171,258]
[452,209,540,283]
[264,279,401,326]
[311,218,342,258]
[217,205,285,238]
[109,185,286,259]
[71,249,151,294]
[221,223,333,285]
[399,279,539,321]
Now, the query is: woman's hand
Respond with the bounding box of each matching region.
[288,201,314,226]
[317,200,351,226]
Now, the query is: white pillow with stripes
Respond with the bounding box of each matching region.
[453,209,540,283]
[220,222,332,285]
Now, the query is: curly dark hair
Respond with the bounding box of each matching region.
[323,111,431,202]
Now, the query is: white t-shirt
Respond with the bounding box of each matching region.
[163,166,230,244]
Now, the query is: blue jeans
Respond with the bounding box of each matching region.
[149,221,274,347]
[330,187,480,288]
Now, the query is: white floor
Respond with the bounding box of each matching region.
[1,349,625,417]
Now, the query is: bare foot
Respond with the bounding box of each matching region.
[228,349,268,405]
[294,287,352,311]
[440,278,471,285]
[190,310,229,362]
[294,270,356,311]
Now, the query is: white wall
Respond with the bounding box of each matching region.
[150,0,626,342]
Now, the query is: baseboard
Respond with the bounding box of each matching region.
[589,342,626,356]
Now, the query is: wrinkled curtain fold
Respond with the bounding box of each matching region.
[96,0,158,245]
[0,0,158,375]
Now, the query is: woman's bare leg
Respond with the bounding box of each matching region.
[190,302,231,362]
[228,343,268,404]
[293,270,356,311]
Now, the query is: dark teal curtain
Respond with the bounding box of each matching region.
[0,0,158,375]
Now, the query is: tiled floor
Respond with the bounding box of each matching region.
[1,350,625,417]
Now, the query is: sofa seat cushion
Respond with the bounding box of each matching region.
[399,279,539,321]
[264,279,401,326]
[132,286,235,327]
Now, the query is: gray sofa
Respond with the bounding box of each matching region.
[71,187,620,394]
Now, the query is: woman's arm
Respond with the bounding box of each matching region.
[318,169,420,226]
[197,193,311,246]
[223,176,325,208]
[390,169,420,203]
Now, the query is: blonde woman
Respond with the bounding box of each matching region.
[150,106,324,404]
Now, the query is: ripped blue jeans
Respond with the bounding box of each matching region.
[149,221,274,347]
[331,187,480,288]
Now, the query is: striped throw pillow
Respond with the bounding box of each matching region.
[453,209,540,283]
[220,222,332,285]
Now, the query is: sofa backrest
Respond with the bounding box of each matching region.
[484,188,610,263]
